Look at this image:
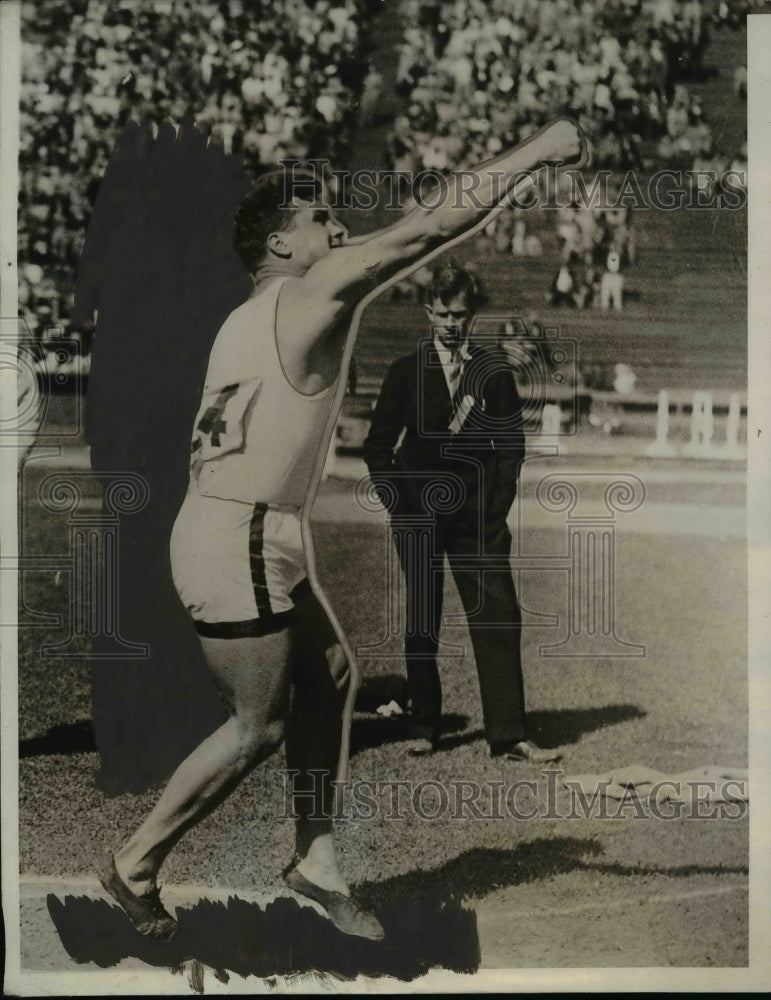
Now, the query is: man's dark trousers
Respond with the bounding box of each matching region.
[363,341,527,748]
[392,500,525,747]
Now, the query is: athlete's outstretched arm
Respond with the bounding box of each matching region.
[299,117,587,307]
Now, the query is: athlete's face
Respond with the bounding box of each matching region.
[425,293,471,350]
[285,199,349,268]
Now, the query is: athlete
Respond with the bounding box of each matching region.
[98,116,587,941]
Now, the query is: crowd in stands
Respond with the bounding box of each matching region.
[18,0,754,349]
[19,0,377,341]
[390,0,755,175]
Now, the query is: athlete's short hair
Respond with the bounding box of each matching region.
[234,167,324,273]
[425,261,484,310]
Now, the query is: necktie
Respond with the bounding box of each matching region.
[449,349,464,408]
[448,349,471,434]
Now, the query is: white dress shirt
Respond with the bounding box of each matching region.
[433,336,472,394]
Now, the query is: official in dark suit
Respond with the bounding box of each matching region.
[363,263,562,762]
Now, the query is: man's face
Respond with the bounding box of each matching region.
[282,198,349,269]
[426,293,471,350]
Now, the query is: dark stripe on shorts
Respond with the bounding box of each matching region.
[248,502,272,618]
[192,579,312,640]
[194,609,295,639]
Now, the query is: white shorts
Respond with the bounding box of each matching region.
[170,493,309,638]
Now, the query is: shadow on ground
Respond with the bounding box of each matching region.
[354,837,748,912]
[354,672,408,714]
[351,676,646,755]
[350,713,469,753]
[352,671,474,752]
[20,704,645,768]
[526,704,648,746]
[438,704,646,752]
[47,836,747,981]
[20,720,97,758]
[46,891,479,982]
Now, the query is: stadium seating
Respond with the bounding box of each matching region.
[19,0,378,340]
[389,0,755,174]
[18,0,755,344]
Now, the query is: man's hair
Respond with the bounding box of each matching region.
[424,261,484,310]
[233,167,324,273]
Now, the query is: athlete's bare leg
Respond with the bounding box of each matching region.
[113,628,293,896]
[285,592,351,895]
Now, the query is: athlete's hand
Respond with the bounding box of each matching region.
[539,117,590,169]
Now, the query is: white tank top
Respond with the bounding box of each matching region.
[188,277,338,507]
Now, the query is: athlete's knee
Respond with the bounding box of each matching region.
[233,714,285,767]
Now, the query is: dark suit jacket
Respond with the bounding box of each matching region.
[363,340,525,539]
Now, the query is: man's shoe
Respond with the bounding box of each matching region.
[97,852,178,940]
[490,739,563,764]
[283,862,385,941]
[406,737,435,756]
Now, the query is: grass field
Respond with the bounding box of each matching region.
[18,478,749,971]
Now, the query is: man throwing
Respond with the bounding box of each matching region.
[98,117,586,941]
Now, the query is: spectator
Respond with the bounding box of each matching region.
[548,261,580,308]
[599,246,625,312]
[613,363,637,394]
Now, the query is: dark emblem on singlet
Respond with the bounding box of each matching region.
[195,384,239,449]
